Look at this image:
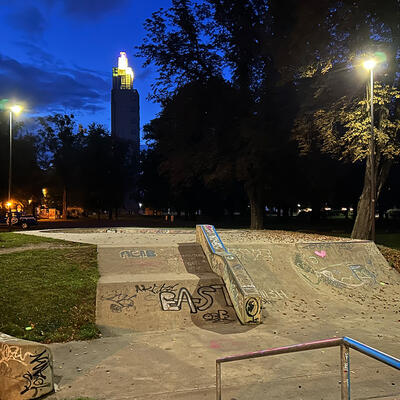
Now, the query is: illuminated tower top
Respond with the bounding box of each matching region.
[113,52,134,90]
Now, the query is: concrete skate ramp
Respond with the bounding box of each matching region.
[226,240,400,312]
[96,243,239,332]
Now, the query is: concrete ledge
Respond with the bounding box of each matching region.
[96,274,238,332]
[0,333,54,400]
[196,225,262,324]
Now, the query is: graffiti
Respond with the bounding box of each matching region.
[20,350,51,397]
[120,249,156,258]
[293,253,377,289]
[135,283,178,295]
[230,263,256,288]
[260,289,288,304]
[245,297,260,322]
[233,247,274,263]
[104,292,137,312]
[202,225,226,253]
[300,242,355,250]
[160,288,197,313]
[203,310,234,323]
[0,343,32,367]
[349,265,376,283]
[314,250,326,258]
[160,284,232,313]
[136,229,195,234]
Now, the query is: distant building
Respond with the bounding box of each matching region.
[111,52,140,212]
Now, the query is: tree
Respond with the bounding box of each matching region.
[295,77,400,238]
[285,0,400,238]
[36,114,84,218]
[142,78,242,214]
[0,112,43,210]
[138,0,300,229]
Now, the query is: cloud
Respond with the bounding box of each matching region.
[13,41,54,65]
[7,6,46,37]
[38,0,129,19]
[0,53,109,114]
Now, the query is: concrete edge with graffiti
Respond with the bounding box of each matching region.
[196,225,262,324]
[0,332,54,400]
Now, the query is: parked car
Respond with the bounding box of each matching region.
[0,212,38,229]
[386,208,400,220]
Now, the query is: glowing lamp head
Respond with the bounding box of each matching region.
[363,59,377,70]
[6,202,12,208]
[10,105,22,114]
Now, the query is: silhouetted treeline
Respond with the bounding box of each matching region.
[138,0,400,234]
[0,114,137,218]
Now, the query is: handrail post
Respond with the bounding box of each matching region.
[340,343,350,400]
[216,361,222,400]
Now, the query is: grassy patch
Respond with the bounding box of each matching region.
[0,232,67,248]
[0,246,100,343]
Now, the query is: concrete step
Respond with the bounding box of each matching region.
[96,273,237,332]
[96,243,239,332]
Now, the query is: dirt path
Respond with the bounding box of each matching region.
[0,242,81,255]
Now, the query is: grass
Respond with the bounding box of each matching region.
[0,232,67,248]
[0,245,100,343]
[375,233,400,250]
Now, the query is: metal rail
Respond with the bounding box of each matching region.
[216,336,400,400]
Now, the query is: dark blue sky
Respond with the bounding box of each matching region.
[0,0,171,136]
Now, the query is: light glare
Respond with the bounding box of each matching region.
[10,105,22,114]
[363,59,377,70]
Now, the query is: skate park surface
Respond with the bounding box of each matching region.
[24,227,400,400]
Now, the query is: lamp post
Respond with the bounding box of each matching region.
[8,105,22,230]
[362,59,376,241]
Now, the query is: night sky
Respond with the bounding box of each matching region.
[0,0,170,137]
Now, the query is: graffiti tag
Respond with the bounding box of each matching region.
[104,292,137,312]
[20,350,51,397]
[0,343,32,367]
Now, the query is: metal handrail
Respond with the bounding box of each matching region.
[216,336,400,400]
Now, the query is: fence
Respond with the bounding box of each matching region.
[216,336,400,400]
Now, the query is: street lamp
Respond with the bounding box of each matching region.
[362,59,376,241]
[8,104,22,230]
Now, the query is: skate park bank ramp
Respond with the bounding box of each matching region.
[95,225,400,332]
[223,239,400,318]
[96,243,241,332]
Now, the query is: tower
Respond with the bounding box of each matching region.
[111,52,140,150]
[111,52,140,211]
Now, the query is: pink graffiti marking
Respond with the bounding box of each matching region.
[210,341,221,349]
[314,250,326,258]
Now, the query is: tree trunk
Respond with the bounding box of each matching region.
[351,156,391,240]
[247,184,264,230]
[62,186,67,220]
[311,200,322,223]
